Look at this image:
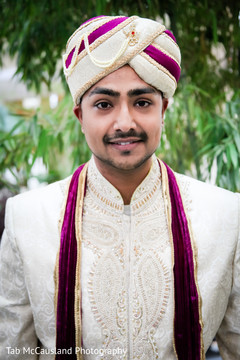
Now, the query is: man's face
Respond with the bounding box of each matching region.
[74,65,168,174]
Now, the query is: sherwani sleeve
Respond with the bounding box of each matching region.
[216,193,240,359]
[0,199,38,360]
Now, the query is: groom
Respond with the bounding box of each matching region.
[1,15,239,360]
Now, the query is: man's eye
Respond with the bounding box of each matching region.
[136,100,151,107]
[95,102,112,109]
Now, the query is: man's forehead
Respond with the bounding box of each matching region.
[81,65,161,101]
[85,65,147,91]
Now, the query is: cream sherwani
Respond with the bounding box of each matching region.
[0,156,239,359]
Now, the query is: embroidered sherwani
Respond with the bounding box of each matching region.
[0,156,240,359]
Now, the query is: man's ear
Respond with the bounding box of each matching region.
[73,105,84,133]
[162,98,169,117]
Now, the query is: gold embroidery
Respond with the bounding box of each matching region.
[123,23,139,46]
[88,180,123,211]
[75,163,89,360]
[66,16,128,50]
[82,157,171,359]
[131,176,160,213]
[65,16,136,79]
[54,176,72,349]
[158,159,178,359]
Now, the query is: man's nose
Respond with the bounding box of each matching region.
[113,104,136,132]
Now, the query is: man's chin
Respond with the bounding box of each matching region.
[93,153,154,172]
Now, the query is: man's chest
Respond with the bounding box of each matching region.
[80,188,175,359]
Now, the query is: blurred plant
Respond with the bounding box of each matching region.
[200,90,240,192]
[159,87,240,192]
[0,97,91,193]
[159,84,209,179]
[0,105,36,192]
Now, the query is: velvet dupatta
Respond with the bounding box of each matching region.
[54,159,204,360]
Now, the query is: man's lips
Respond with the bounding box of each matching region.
[103,131,148,145]
[106,137,143,151]
[107,137,143,145]
[103,131,147,151]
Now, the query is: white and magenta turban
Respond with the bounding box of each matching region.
[63,15,181,104]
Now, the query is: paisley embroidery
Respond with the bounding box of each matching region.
[82,156,173,358]
[136,253,170,329]
[88,253,123,330]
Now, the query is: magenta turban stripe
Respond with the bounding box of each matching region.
[65,48,75,68]
[65,17,128,69]
[164,29,177,42]
[143,45,181,82]
[78,16,128,55]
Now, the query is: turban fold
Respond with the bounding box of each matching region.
[63,15,181,104]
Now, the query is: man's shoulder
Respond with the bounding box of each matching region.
[6,176,71,218]
[175,172,240,215]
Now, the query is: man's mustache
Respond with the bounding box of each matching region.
[103,130,148,143]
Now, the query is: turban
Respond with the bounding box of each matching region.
[63,15,181,104]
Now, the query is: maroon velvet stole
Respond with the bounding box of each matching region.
[55,160,203,360]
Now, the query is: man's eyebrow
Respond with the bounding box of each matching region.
[88,87,120,97]
[127,87,159,97]
[88,86,160,98]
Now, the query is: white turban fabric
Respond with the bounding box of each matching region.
[63,15,181,104]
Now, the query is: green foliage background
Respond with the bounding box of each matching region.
[0,0,239,192]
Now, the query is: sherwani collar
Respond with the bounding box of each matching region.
[87,155,161,215]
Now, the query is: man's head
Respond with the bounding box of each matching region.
[73,65,168,173]
[63,15,181,105]
[64,15,181,174]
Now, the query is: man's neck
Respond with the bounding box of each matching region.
[93,157,153,205]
